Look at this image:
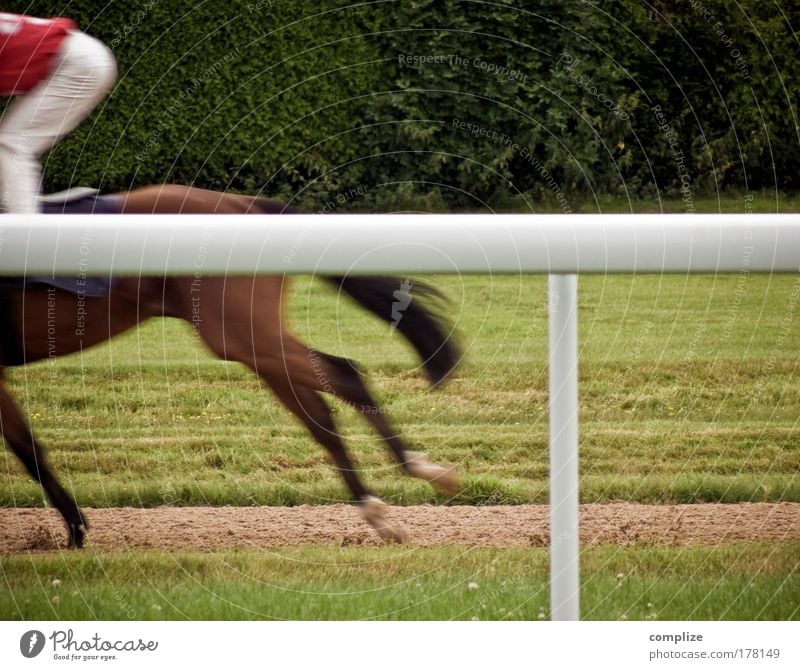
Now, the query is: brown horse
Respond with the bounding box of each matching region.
[0,184,460,548]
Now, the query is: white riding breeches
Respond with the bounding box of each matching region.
[0,30,116,213]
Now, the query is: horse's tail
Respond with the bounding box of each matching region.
[325,276,461,387]
[250,198,461,386]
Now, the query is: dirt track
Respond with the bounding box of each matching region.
[1,503,799,553]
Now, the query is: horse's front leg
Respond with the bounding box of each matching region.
[0,379,87,548]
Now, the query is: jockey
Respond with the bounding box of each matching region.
[0,13,116,213]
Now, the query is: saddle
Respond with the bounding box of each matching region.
[2,188,122,297]
[38,187,118,213]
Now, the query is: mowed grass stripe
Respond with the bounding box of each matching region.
[1,543,797,620]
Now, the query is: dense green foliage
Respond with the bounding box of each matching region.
[5,1,799,208]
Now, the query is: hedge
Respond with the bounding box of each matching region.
[5,1,799,210]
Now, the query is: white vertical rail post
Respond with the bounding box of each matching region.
[548,273,580,621]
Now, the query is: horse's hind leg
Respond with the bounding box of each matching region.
[256,379,407,543]
[190,287,407,542]
[0,380,87,548]
[312,351,460,495]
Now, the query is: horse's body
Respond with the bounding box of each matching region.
[0,184,460,548]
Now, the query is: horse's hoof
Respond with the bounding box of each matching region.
[359,496,408,544]
[405,451,461,496]
[68,523,86,550]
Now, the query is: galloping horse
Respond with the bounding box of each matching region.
[0,184,461,548]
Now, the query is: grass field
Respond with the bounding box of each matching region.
[2,543,798,620]
[2,272,797,508]
[1,192,798,620]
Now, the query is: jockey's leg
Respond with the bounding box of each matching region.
[0,30,116,213]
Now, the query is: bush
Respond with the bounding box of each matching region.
[6,1,799,209]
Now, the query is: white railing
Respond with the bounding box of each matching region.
[0,213,797,275]
[1,212,798,621]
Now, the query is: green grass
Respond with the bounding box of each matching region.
[518,189,800,214]
[1,543,797,620]
[2,271,798,508]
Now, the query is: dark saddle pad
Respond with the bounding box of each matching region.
[8,189,123,297]
[39,187,121,215]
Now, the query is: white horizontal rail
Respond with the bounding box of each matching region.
[0,213,798,275]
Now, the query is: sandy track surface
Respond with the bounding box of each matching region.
[1,503,798,553]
